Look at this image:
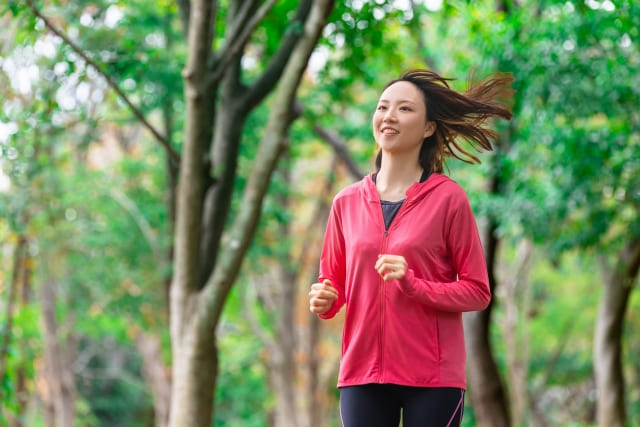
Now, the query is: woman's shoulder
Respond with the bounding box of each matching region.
[431,174,467,195]
[431,174,473,206]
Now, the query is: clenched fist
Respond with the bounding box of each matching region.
[375,254,408,281]
[309,279,338,315]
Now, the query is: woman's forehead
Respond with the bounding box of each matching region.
[378,81,423,104]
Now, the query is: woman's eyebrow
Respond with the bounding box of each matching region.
[378,99,418,105]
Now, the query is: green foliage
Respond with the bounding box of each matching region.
[75,337,152,427]
[3,0,640,425]
[1,3,172,418]
[0,303,41,423]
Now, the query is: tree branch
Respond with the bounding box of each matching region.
[197,2,253,287]
[311,123,364,180]
[241,277,277,354]
[108,188,162,261]
[25,0,180,164]
[293,100,363,180]
[197,99,243,287]
[623,236,640,285]
[241,0,313,110]
[294,100,365,180]
[176,0,191,37]
[171,0,218,336]
[200,0,335,331]
[208,0,279,87]
[197,0,309,285]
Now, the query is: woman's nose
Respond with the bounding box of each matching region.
[383,109,396,121]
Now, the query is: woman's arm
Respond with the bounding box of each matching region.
[314,202,347,319]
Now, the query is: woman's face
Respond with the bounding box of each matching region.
[372,81,434,156]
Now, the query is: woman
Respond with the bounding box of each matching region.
[308,69,513,427]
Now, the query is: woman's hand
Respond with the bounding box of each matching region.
[309,279,338,315]
[375,254,408,281]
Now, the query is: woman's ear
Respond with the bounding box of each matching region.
[423,121,436,139]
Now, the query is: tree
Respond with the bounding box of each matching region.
[12,0,335,424]
[167,0,335,424]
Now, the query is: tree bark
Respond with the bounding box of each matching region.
[500,240,534,425]
[265,162,300,427]
[168,316,218,427]
[168,0,218,423]
[39,279,77,427]
[266,266,300,427]
[594,236,640,427]
[463,175,511,427]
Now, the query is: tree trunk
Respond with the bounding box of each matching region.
[464,309,511,427]
[249,159,338,427]
[12,253,33,427]
[245,267,299,427]
[500,240,534,426]
[168,1,333,425]
[271,267,299,427]
[0,236,32,427]
[267,162,300,427]
[39,279,76,427]
[134,331,171,427]
[463,236,510,427]
[463,173,511,427]
[168,316,218,427]
[306,312,321,427]
[0,237,26,395]
[594,237,640,427]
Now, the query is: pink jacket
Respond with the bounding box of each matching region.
[318,173,490,389]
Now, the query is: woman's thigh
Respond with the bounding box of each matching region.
[340,384,401,427]
[399,387,465,427]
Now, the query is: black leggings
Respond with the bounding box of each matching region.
[339,384,464,427]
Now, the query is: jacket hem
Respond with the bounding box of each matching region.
[337,378,466,390]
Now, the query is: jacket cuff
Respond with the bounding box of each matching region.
[397,268,418,297]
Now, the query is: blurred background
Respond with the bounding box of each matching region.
[0,0,639,426]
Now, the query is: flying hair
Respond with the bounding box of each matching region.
[375,69,515,174]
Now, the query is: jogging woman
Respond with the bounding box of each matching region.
[309,69,513,427]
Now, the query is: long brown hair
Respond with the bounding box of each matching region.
[375,69,514,174]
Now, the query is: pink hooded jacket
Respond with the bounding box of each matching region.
[318,173,491,389]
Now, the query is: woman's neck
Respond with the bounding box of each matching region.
[376,155,423,202]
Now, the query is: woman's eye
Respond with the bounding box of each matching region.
[377,105,386,111]
[400,106,411,111]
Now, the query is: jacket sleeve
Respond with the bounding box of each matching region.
[395,189,491,312]
[317,200,347,319]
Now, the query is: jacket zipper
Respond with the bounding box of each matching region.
[376,187,410,382]
[379,229,389,383]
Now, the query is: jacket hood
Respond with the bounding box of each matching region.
[360,172,451,205]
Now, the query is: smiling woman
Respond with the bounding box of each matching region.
[309,68,513,427]
[373,81,435,166]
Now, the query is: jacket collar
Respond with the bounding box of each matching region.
[361,172,450,204]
